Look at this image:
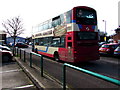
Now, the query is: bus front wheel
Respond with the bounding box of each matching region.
[54,52,59,62]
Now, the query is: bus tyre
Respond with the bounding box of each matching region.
[54,52,59,62]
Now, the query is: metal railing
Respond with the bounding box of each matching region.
[13,47,44,77]
[13,47,120,89]
[63,63,120,90]
[30,52,43,77]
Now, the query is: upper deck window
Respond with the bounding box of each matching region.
[76,9,96,19]
[76,8,97,25]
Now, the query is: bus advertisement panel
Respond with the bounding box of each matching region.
[32,6,100,63]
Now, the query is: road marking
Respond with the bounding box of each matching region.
[14,84,34,89]
[0,69,22,74]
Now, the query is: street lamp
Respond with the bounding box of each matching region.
[103,20,107,42]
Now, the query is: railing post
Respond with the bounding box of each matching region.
[17,48,18,57]
[20,49,21,59]
[30,53,32,67]
[24,50,26,62]
[12,47,15,56]
[15,47,17,56]
[40,56,43,77]
[63,64,66,90]
[14,47,16,56]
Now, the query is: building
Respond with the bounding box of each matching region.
[98,30,110,42]
[6,36,26,45]
[112,27,120,43]
[0,30,6,45]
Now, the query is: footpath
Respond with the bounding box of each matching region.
[15,57,62,90]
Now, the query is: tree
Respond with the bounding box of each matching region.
[2,16,24,47]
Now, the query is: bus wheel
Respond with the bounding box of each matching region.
[54,52,59,62]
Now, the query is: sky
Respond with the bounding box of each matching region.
[0,0,119,37]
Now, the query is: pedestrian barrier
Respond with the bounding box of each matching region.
[14,47,43,77]
[13,48,120,89]
[63,63,120,90]
[30,52,43,77]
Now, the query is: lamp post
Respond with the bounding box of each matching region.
[103,20,107,42]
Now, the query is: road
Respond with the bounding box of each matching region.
[24,46,120,79]
[1,60,37,90]
[21,46,119,88]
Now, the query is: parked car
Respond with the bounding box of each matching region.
[99,43,120,55]
[98,42,106,47]
[114,45,120,57]
[15,42,28,48]
[0,45,11,51]
[0,45,13,62]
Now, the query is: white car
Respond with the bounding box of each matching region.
[0,45,11,51]
[0,45,13,62]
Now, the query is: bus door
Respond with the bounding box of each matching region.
[65,35,74,62]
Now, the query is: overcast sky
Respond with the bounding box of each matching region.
[0,0,119,37]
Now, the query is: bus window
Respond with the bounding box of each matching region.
[52,16,61,27]
[38,38,44,45]
[35,38,39,45]
[60,37,65,47]
[68,42,72,48]
[76,8,97,25]
[68,37,72,40]
[66,10,72,24]
[48,22,52,29]
[51,37,60,47]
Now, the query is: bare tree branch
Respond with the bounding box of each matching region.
[2,16,25,47]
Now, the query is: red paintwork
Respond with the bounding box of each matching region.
[57,31,99,63]
[38,51,54,57]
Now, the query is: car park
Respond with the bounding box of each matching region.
[0,45,13,62]
[99,43,120,55]
[114,45,120,57]
[15,42,28,48]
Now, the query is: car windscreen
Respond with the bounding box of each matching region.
[101,44,118,49]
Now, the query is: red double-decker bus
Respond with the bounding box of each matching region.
[32,6,100,63]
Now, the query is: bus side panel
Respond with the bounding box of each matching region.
[58,48,67,61]
[35,45,59,58]
[58,48,75,62]
[38,51,54,58]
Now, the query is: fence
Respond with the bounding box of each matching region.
[13,47,44,77]
[13,47,120,89]
[63,63,120,90]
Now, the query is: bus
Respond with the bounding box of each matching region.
[32,6,100,63]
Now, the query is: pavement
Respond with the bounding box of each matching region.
[14,57,62,90]
[1,60,37,90]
